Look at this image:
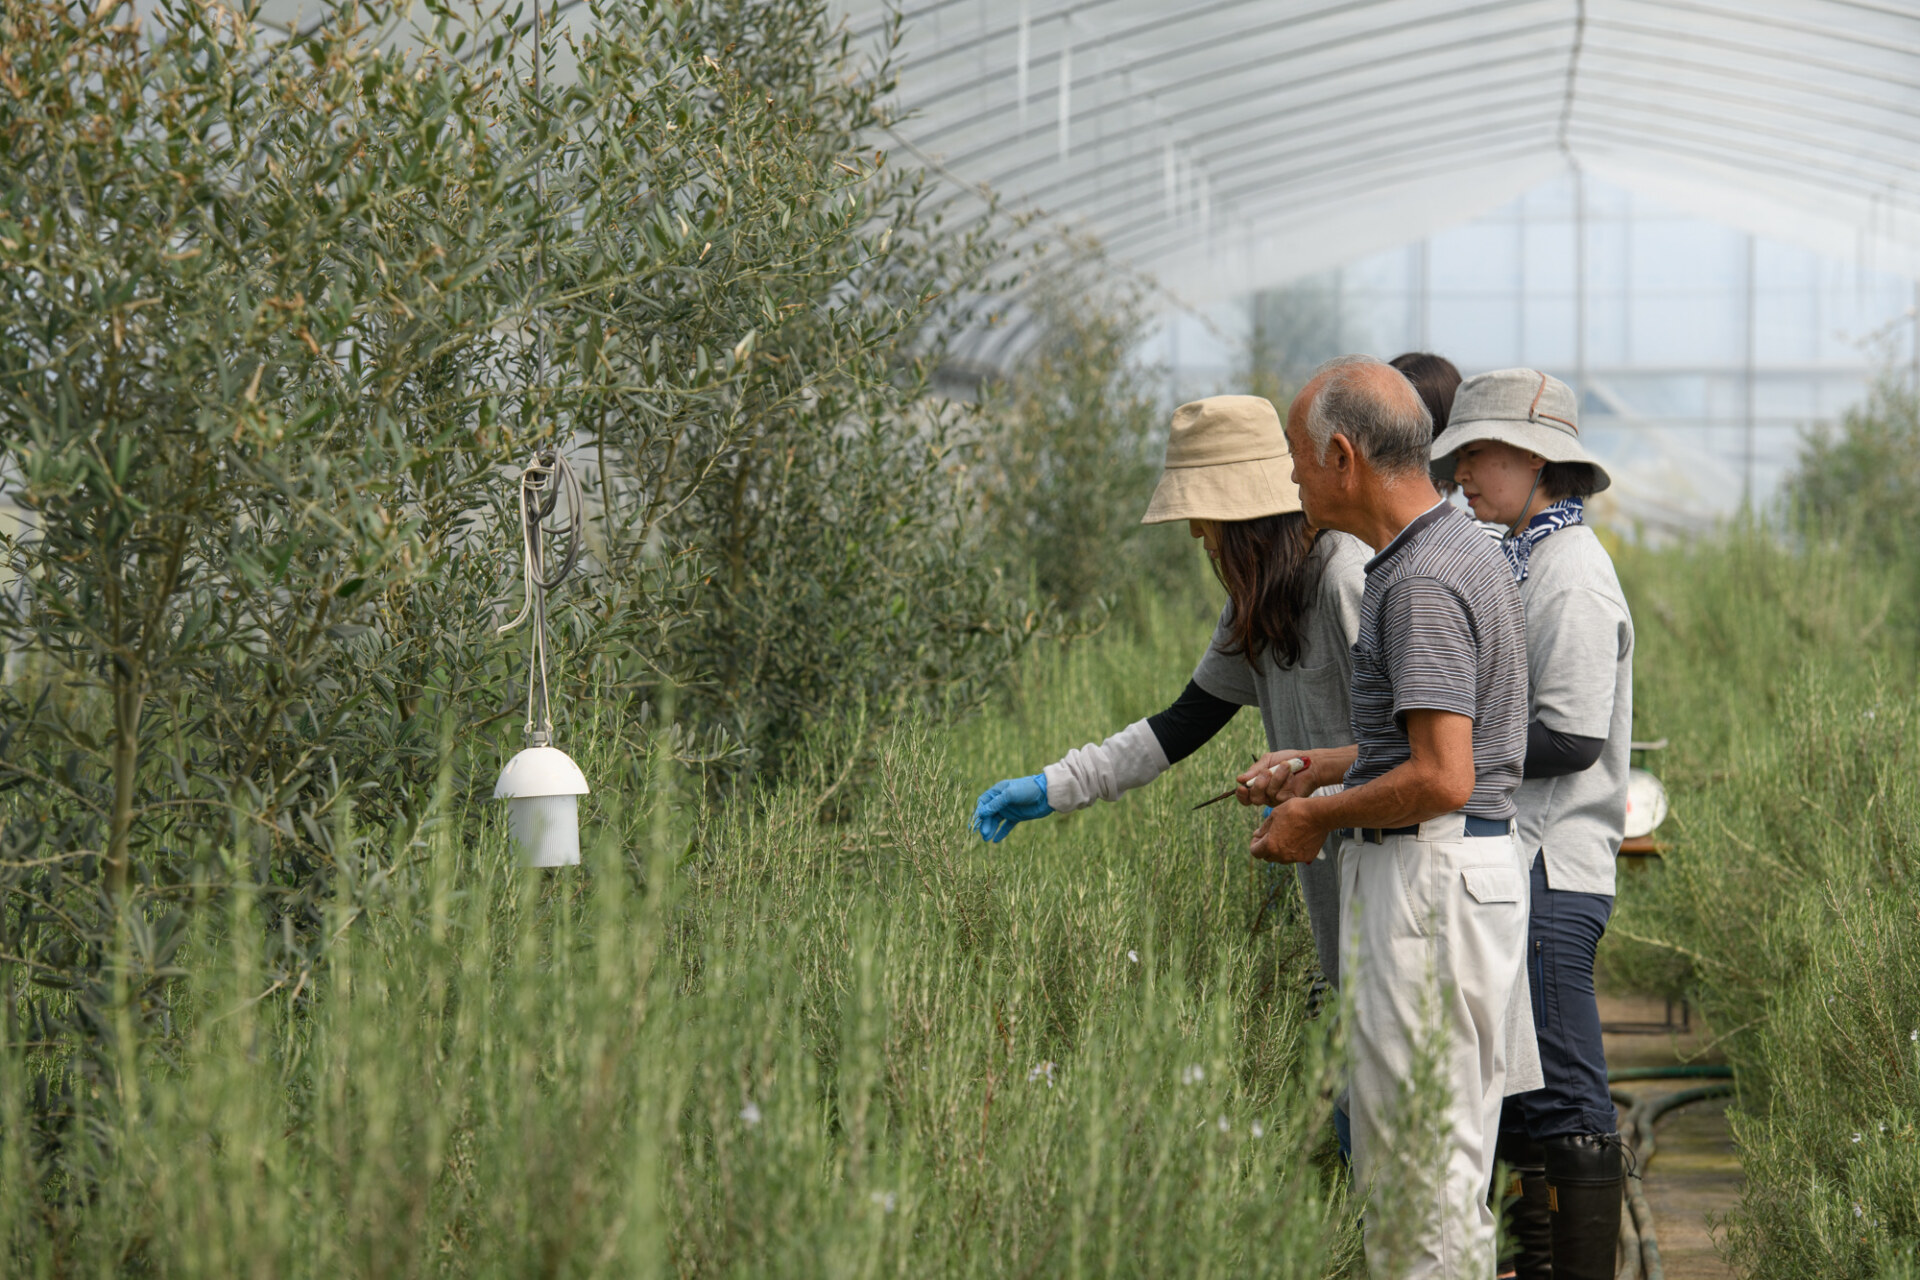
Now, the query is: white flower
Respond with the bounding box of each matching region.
[1027,1061,1056,1088]
[1852,1132,1863,1143]
[1127,950,1140,964]
[1216,1115,1231,1133]
[1180,1064,1206,1086]
[739,1102,762,1126]
[1855,1201,1866,1218]
[1250,1121,1265,1139]
[870,1190,897,1213]
[1910,1028,1917,1043]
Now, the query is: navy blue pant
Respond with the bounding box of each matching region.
[1501,853,1617,1140]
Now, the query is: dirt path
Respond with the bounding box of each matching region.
[1600,994,1741,1280]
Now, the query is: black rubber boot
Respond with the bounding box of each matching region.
[1495,1129,1553,1279]
[1543,1133,1625,1280]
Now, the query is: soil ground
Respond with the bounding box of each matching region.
[1601,992,1741,1280]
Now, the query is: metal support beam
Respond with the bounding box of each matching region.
[1574,165,1588,412]
[1416,238,1431,351]
[1744,233,1758,510]
[1516,192,1528,366]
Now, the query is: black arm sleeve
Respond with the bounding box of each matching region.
[1146,680,1242,765]
[1523,720,1607,779]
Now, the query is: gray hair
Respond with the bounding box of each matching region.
[1301,354,1432,476]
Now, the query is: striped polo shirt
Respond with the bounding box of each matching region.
[1344,500,1528,819]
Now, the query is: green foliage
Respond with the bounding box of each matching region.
[1785,376,1920,558]
[1605,523,1920,1277]
[974,279,1181,619]
[0,0,1030,1136]
[1589,371,1920,1272]
[0,593,1362,1276]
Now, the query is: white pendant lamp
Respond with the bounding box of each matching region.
[495,446,587,868]
[494,744,590,867]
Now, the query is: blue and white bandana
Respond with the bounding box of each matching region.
[1502,496,1584,583]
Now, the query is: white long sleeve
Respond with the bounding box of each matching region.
[1042,719,1171,813]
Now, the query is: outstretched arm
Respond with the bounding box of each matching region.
[973,682,1243,842]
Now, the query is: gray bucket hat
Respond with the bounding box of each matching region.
[1428,368,1611,494]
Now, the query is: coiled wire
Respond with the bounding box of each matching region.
[498,447,582,744]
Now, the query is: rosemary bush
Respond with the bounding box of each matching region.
[0,581,1365,1276]
[1606,453,1920,1273]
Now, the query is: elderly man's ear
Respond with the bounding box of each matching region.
[1324,433,1359,477]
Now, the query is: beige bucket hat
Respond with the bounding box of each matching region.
[1428,368,1611,493]
[1140,395,1302,524]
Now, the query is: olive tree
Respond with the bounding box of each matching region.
[0,0,1029,1092]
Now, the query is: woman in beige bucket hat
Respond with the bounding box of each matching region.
[1431,369,1634,1280]
[972,391,1368,998]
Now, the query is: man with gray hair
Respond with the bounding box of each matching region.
[1240,355,1533,1277]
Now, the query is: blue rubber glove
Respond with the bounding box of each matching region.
[972,773,1051,843]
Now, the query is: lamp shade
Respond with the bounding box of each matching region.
[495,747,590,867]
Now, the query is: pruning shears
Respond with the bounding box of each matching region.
[1192,755,1310,811]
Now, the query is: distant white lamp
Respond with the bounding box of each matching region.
[1623,767,1669,840]
[494,745,590,867]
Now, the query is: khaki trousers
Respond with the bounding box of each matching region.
[1339,814,1531,1279]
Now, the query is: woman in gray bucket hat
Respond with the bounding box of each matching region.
[1431,369,1635,1280]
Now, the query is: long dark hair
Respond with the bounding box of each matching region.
[1211,511,1324,670]
[1389,351,1462,438]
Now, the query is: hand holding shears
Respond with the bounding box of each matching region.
[1192,754,1310,810]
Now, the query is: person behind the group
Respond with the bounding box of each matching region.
[970,394,1368,1001]
[1431,370,1634,1280]
[1242,355,1532,1278]
[1388,351,1462,441]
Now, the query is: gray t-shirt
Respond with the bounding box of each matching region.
[1346,503,1528,819]
[1191,531,1366,993]
[1190,531,1369,750]
[1514,526,1634,896]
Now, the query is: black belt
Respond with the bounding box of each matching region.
[1344,815,1511,844]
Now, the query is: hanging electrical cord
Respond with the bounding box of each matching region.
[493,0,582,748]
[498,447,582,746]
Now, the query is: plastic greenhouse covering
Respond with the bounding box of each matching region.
[826,1,1920,326]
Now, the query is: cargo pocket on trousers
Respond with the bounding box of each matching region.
[1461,865,1524,904]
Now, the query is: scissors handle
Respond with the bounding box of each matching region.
[1190,755,1310,811]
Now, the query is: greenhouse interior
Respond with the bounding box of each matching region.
[5,0,1920,1276]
